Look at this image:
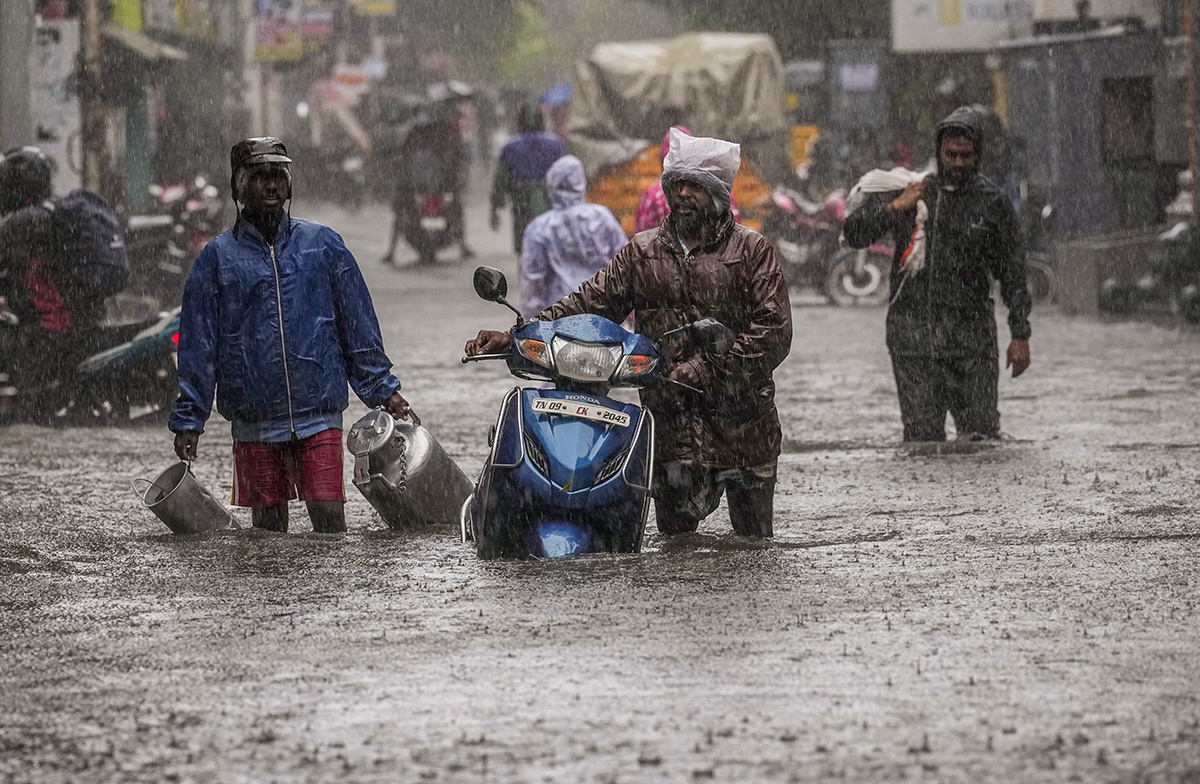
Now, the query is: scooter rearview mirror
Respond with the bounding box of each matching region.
[472,266,524,326]
[473,266,507,302]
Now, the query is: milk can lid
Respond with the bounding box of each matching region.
[346,409,394,456]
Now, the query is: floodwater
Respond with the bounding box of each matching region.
[3,195,1200,783]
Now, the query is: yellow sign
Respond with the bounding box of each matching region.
[113,0,143,31]
[939,0,962,26]
[349,0,396,14]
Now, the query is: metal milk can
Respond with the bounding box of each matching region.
[346,408,472,529]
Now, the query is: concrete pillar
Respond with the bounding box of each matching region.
[1,0,35,149]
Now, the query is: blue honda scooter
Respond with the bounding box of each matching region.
[461,267,732,560]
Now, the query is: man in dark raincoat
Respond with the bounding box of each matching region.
[467,130,792,537]
[844,106,1032,441]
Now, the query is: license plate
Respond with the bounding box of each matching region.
[531,397,630,427]
[419,216,448,231]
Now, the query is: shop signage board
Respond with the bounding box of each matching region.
[892,0,1035,52]
[30,18,81,192]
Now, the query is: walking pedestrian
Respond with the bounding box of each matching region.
[843,105,1032,442]
[519,155,626,319]
[489,102,566,255]
[468,130,792,537]
[169,137,410,533]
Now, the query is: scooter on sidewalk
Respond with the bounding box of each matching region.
[0,305,181,424]
[460,266,731,559]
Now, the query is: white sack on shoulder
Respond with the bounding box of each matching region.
[845,167,931,276]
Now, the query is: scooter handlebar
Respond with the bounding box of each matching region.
[461,353,509,364]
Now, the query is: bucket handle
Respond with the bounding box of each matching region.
[133,476,179,505]
[131,460,190,505]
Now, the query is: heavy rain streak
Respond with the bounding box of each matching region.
[3,0,1200,780]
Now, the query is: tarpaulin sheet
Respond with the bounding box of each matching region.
[568,33,791,186]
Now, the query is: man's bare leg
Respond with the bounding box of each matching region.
[252,503,289,532]
[306,500,346,534]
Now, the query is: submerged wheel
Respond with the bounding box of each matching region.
[826,248,891,307]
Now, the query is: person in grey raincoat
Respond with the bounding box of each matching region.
[519,155,627,319]
[843,106,1032,441]
[467,130,792,538]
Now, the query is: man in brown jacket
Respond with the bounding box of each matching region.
[466,130,792,537]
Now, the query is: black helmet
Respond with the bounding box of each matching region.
[229,137,292,198]
[0,146,53,215]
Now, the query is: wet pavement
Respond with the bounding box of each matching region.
[3,191,1200,783]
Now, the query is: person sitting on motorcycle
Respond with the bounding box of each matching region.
[519,155,626,319]
[0,146,110,408]
[382,91,474,265]
[170,137,410,534]
[467,129,792,538]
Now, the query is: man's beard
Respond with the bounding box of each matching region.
[242,204,286,239]
[673,204,718,237]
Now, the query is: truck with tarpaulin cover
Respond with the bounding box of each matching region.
[567,33,807,234]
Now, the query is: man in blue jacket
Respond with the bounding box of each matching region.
[169,137,409,533]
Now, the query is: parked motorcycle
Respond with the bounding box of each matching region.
[1100,221,1200,323]
[0,306,181,424]
[459,267,733,559]
[125,176,222,309]
[1022,198,1057,305]
[763,187,892,306]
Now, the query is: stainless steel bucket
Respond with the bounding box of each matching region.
[134,462,235,535]
[346,408,472,528]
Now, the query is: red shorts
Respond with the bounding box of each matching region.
[232,429,346,507]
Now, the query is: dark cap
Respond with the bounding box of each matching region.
[230,137,291,197]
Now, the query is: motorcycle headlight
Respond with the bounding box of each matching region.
[614,354,659,383]
[516,339,553,368]
[550,337,622,382]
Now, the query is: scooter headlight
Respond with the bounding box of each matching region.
[516,339,554,368]
[550,337,622,382]
[614,354,659,383]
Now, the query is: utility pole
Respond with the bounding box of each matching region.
[1186,0,1200,224]
[241,0,264,136]
[80,0,109,197]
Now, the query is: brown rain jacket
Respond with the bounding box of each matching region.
[540,213,792,469]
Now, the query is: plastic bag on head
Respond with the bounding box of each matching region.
[663,128,741,192]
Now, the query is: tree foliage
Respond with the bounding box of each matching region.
[651,0,889,59]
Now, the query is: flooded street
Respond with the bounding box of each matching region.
[3,195,1200,783]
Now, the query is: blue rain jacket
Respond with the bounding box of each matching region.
[169,217,400,440]
[520,155,627,319]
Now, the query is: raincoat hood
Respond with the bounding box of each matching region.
[935,105,984,158]
[661,128,740,215]
[546,155,588,210]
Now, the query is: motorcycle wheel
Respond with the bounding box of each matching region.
[1026,255,1055,304]
[826,248,891,307]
